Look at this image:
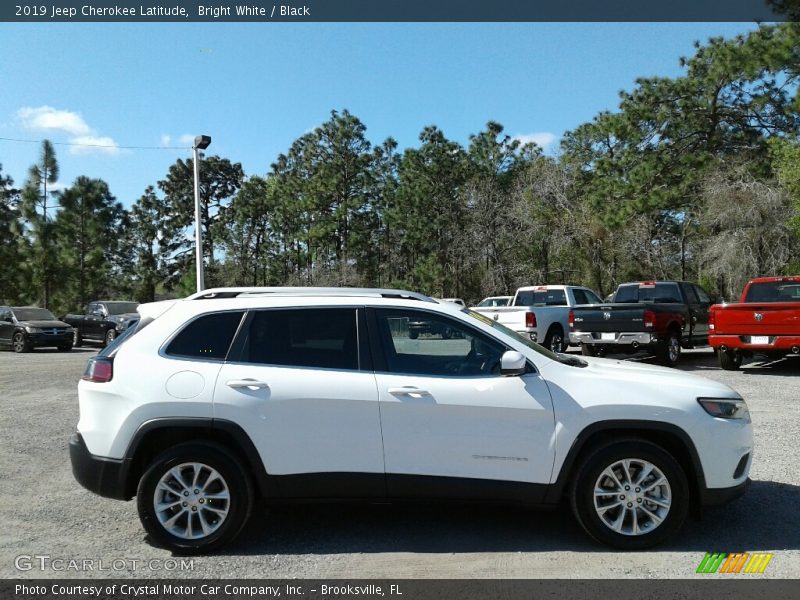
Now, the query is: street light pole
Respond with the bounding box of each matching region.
[192,135,211,292]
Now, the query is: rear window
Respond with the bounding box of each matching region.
[165,311,245,360]
[241,308,358,370]
[614,283,681,304]
[744,282,800,303]
[514,289,567,306]
[105,302,139,315]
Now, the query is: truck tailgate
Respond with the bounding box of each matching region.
[713,302,800,336]
[571,304,647,332]
[472,306,530,330]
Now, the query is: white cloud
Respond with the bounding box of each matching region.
[16,105,121,157]
[69,136,121,156]
[160,134,172,146]
[178,134,195,146]
[512,132,558,150]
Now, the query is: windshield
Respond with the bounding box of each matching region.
[105,302,139,315]
[744,282,800,303]
[514,289,567,306]
[13,308,56,321]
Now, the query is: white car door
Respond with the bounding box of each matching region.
[369,308,556,499]
[213,307,384,495]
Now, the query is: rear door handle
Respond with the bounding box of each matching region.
[388,387,430,397]
[226,379,269,390]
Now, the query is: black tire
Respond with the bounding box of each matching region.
[409,330,419,340]
[137,442,254,555]
[581,343,598,357]
[569,439,689,550]
[657,330,681,367]
[441,328,452,340]
[544,326,566,353]
[73,328,83,347]
[12,332,31,353]
[719,349,742,371]
[104,328,117,347]
[57,343,73,352]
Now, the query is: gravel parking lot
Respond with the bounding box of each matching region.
[1,346,798,579]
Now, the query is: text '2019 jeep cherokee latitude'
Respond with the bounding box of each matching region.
[70,287,752,554]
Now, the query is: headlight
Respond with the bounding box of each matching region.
[25,326,42,333]
[698,397,750,420]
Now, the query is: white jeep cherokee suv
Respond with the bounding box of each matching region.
[70,287,752,554]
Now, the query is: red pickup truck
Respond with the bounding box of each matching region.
[709,276,800,370]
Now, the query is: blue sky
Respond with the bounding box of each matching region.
[0,22,757,207]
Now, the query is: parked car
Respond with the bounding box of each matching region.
[473,285,603,352]
[70,286,751,554]
[569,281,714,367]
[64,301,139,347]
[709,276,800,370]
[0,306,74,353]
[474,295,512,308]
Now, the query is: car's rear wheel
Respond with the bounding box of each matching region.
[570,439,689,550]
[12,332,30,353]
[544,326,566,353]
[719,349,742,371]
[657,330,681,367]
[137,443,254,554]
[104,328,117,346]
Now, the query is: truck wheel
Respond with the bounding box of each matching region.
[104,328,117,347]
[718,350,742,371]
[569,439,689,550]
[441,328,452,340]
[137,442,254,554]
[544,326,566,353]
[581,344,598,357]
[409,331,419,340]
[657,331,681,367]
[12,332,31,353]
[73,328,83,347]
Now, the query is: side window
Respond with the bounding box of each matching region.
[87,303,98,315]
[681,283,699,304]
[375,309,506,377]
[694,285,711,304]
[242,308,358,370]
[583,289,602,304]
[165,311,245,360]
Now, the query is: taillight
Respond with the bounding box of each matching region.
[644,309,656,329]
[525,312,537,328]
[568,310,575,329]
[709,310,715,331]
[83,357,113,383]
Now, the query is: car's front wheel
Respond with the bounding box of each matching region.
[73,328,83,347]
[137,443,254,554]
[570,439,689,550]
[12,332,30,353]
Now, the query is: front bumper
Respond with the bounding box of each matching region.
[28,332,73,347]
[701,478,750,506]
[570,331,656,346]
[69,432,131,500]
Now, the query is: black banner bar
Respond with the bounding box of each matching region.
[5,580,800,600]
[0,1,793,23]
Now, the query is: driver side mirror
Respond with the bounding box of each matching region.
[500,350,527,377]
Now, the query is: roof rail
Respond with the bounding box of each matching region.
[185,287,436,303]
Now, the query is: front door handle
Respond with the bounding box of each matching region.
[388,386,430,397]
[226,379,269,390]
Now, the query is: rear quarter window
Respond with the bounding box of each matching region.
[165,311,245,360]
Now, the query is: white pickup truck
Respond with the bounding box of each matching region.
[473,285,603,352]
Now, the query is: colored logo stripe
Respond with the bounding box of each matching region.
[697,552,773,574]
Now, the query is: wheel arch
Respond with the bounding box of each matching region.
[546,420,705,509]
[121,418,269,500]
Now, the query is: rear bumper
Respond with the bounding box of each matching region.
[709,334,800,352]
[570,331,656,346]
[700,478,750,507]
[69,432,131,501]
